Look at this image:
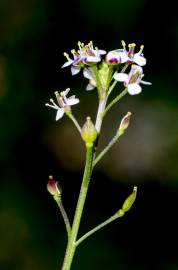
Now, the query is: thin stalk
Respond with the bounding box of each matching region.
[108,64,129,96]
[55,198,71,239]
[108,79,118,96]
[61,144,94,270]
[93,131,121,167]
[76,213,120,247]
[66,112,81,134]
[103,88,128,118]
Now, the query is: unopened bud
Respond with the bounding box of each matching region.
[81,117,98,146]
[118,112,132,136]
[47,175,62,198]
[122,186,137,213]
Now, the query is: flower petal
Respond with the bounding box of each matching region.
[56,108,64,120]
[67,96,80,105]
[71,66,81,75]
[86,83,95,91]
[133,54,146,66]
[61,60,73,68]
[119,52,129,63]
[106,51,121,64]
[128,83,142,95]
[98,49,107,55]
[83,68,93,80]
[114,73,129,82]
[86,56,101,63]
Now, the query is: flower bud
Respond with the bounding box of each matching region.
[81,117,98,146]
[122,186,137,213]
[98,62,111,92]
[118,112,132,136]
[47,175,62,198]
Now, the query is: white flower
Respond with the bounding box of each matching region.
[114,65,151,95]
[45,88,79,120]
[122,40,146,66]
[106,41,146,66]
[62,41,106,75]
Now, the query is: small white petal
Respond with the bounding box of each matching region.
[56,109,64,120]
[133,54,146,66]
[67,97,80,106]
[98,49,107,55]
[61,60,73,68]
[119,52,129,63]
[106,51,121,63]
[128,83,142,95]
[86,83,95,91]
[71,66,81,75]
[83,68,93,80]
[86,56,101,63]
[114,73,128,82]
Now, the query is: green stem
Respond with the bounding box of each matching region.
[76,213,120,247]
[103,88,128,118]
[66,112,81,134]
[95,97,108,133]
[92,65,103,96]
[108,79,118,96]
[61,144,94,270]
[108,64,129,96]
[93,131,121,167]
[55,198,71,240]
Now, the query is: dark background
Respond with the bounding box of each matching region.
[1,0,178,269]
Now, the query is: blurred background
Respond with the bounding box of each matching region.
[1,0,178,269]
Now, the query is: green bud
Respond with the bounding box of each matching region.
[81,117,98,146]
[118,112,132,136]
[122,186,137,213]
[98,62,112,93]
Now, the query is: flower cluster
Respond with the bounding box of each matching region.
[61,40,151,95]
[46,40,151,120]
[62,41,106,75]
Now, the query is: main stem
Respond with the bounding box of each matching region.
[61,144,94,270]
[61,93,107,270]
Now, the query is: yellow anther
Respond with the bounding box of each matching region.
[63,52,68,57]
[121,40,126,47]
[60,91,65,97]
[139,45,144,53]
[128,43,136,48]
[54,91,59,97]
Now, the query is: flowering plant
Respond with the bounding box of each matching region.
[46,40,151,270]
